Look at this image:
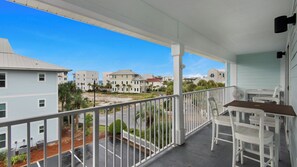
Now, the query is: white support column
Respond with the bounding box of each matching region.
[172,44,185,145]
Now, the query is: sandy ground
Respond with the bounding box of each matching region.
[83,93,135,106]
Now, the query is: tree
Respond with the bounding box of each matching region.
[197,79,208,87]
[87,83,92,91]
[207,80,217,88]
[106,82,112,89]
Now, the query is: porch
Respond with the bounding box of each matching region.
[146,123,291,167]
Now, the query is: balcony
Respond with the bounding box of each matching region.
[0,86,247,167]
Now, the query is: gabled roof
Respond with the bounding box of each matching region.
[133,75,145,81]
[111,69,137,75]
[0,38,71,72]
[147,78,162,82]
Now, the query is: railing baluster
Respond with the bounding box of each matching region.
[83,113,86,167]
[93,111,99,167]
[133,103,136,166]
[158,99,161,150]
[105,109,108,167]
[144,102,147,160]
[154,100,156,153]
[58,117,62,167]
[43,119,47,167]
[120,106,123,167]
[161,99,164,149]
[113,107,116,167]
[165,98,168,147]
[149,101,152,157]
[7,125,11,167]
[127,105,130,167]
[71,115,75,167]
[139,102,142,163]
[27,122,31,167]
[173,97,176,144]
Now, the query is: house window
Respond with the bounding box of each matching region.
[38,73,46,82]
[0,73,6,88]
[210,74,215,78]
[39,99,46,108]
[0,133,5,149]
[39,126,44,133]
[126,75,128,78]
[0,103,6,118]
[126,88,128,91]
[126,81,128,84]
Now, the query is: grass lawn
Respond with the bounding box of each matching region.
[99,125,107,132]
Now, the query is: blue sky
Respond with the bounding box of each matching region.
[0,1,224,80]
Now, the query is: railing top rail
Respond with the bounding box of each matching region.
[0,94,177,127]
[182,86,236,95]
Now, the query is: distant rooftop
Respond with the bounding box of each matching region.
[111,69,137,75]
[0,38,70,72]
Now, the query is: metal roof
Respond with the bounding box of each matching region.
[111,69,137,75]
[0,38,71,72]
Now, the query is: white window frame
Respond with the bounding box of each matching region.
[38,99,46,108]
[0,102,7,119]
[39,125,44,134]
[0,133,6,149]
[0,72,7,89]
[38,73,46,82]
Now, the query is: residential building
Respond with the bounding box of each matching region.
[147,77,163,90]
[142,74,154,80]
[102,72,112,86]
[73,71,99,91]
[0,38,70,150]
[110,70,146,93]
[57,72,68,84]
[161,76,173,82]
[207,69,225,83]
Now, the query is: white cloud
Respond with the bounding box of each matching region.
[184,73,206,78]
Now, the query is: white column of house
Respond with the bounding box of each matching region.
[172,44,185,145]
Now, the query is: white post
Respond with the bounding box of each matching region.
[172,44,185,145]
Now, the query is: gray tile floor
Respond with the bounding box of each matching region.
[146,124,291,167]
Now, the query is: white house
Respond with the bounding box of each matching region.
[57,72,68,84]
[102,72,112,86]
[73,71,99,91]
[110,70,147,93]
[0,38,70,150]
[207,69,225,83]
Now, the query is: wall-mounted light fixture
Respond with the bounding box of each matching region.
[274,13,296,33]
[277,51,286,59]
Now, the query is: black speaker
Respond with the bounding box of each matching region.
[277,51,285,59]
[275,13,296,33]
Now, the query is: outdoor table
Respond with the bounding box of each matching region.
[224,100,296,167]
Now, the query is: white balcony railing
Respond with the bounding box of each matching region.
[0,86,235,167]
[183,86,235,137]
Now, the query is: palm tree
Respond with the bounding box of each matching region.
[72,92,88,130]
[87,83,92,91]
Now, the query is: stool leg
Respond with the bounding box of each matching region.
[216,124,219,144]
[270,143,274,167]
[211,122,215,151]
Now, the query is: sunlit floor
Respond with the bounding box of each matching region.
[145,123,291,167]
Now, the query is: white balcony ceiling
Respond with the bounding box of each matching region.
[11,0,292,62]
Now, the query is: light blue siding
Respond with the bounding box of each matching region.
[237,52,280,89]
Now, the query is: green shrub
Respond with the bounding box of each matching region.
[108,119,127,135]
[11,154,27,165]
[0,150,7,161]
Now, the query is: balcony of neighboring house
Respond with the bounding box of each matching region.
[1,0,297,167]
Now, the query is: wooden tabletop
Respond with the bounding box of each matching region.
[224,100,296,117]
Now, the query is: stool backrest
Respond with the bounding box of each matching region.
[227,106,265,142]
[208,97,219,118]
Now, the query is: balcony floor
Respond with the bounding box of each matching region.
[146,124,291,167]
